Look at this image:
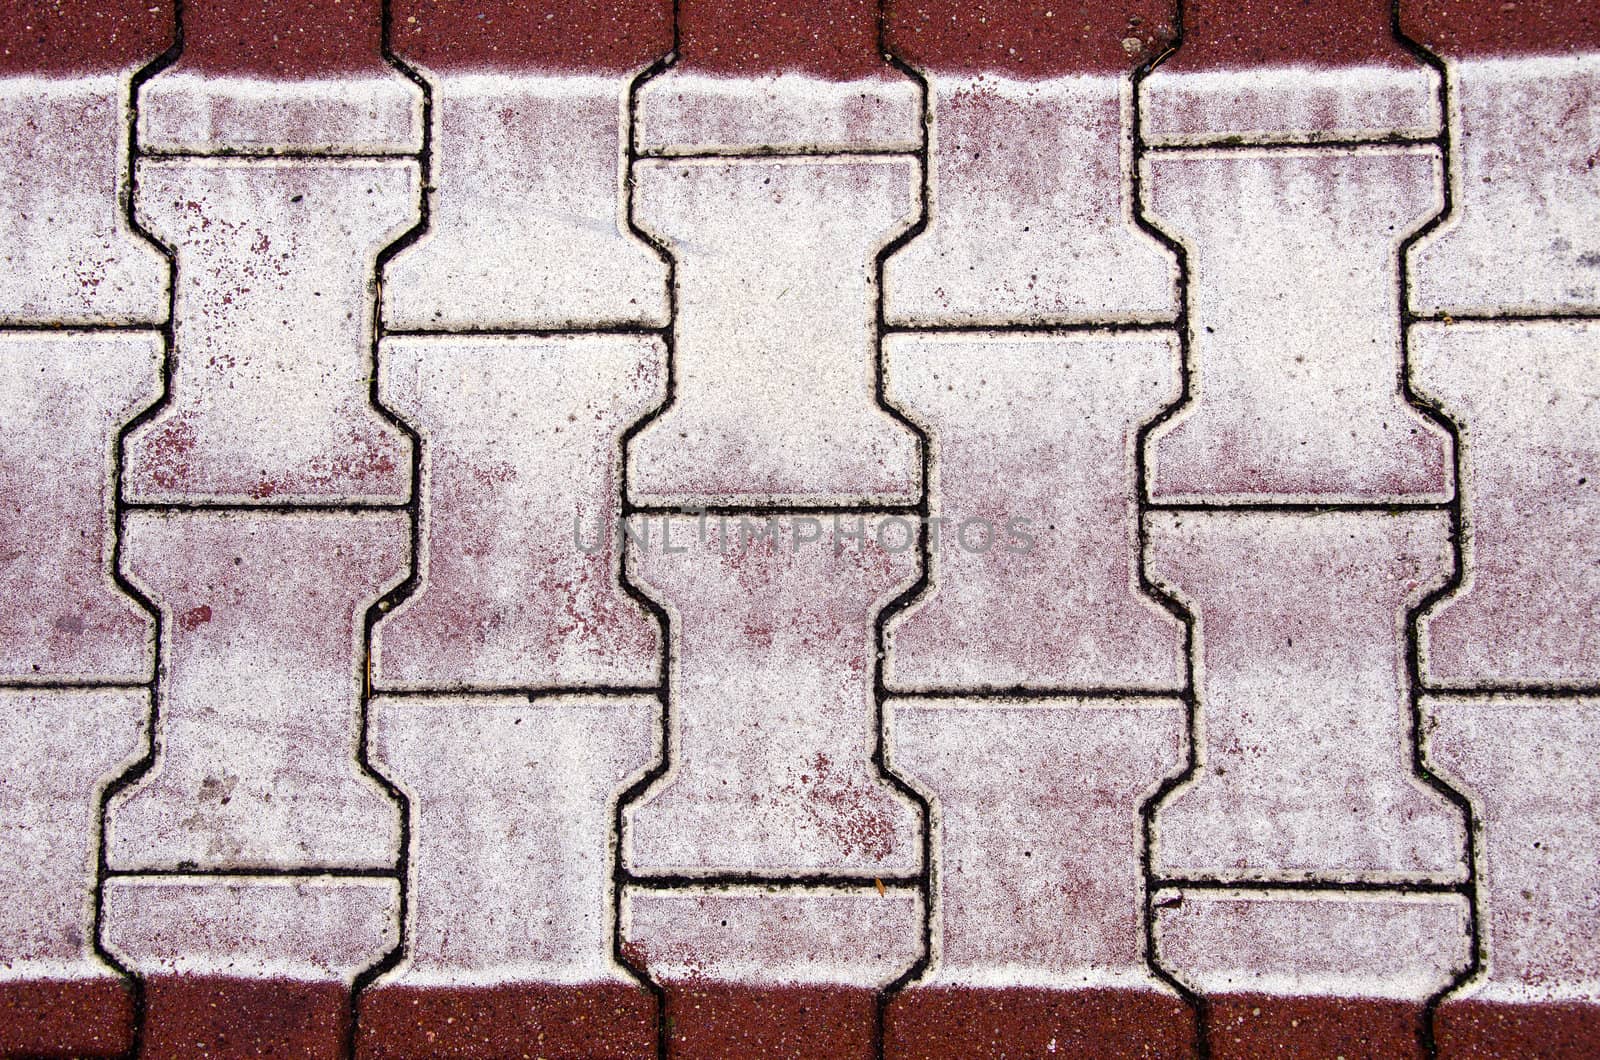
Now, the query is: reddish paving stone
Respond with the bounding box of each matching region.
[1155,890,1471,1058]
[1146,512,1464,878]
[663,983,878,1060]
[0,978,135,1059]
[1407,56,1600,315]
[1,85,169,322]
[141,976,351,1060]
[635,13,918,151]
[391,0,672,73]
[1205,994,1427,1060]
[622,520,921,872]
[356,982,657,1059]
[175,0,387,77]
[1402,0,1600,57]
[623,890,918,1058]
[887,0,1176,74]
[1142,150,1450,499]
[887,699,1186,1023]
[1435,999,1600,1059]
[0,690,144,1055]
[1424,699,1600,1026]
[0,0,172,75]
[137,0,420,152]
[1162,0,1412,70]
[677,0,886,78]
[365,695,657,1046]
[885,985,1198,1059]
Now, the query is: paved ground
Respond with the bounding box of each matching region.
[2,0,1599,1057]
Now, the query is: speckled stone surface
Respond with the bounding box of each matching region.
[1,0,1597,1057]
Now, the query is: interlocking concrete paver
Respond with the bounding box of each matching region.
[883,2,1177,325]
[139,73,423,156]
[1,332,159,682]
[1156,889,1472,998]
[382,75,669,330]
[1147,510,1464,879]
[637,0,917,155]
[124,160,416,503]
[383,1,671,330]
[1143,148,1451,502]
[0,80,168,325]
[623,518,920,874]
[636,73,920,156]
[1156,890,1472,1059]
[1142,0,1440,145]
[371,694,654,985]
[108,512,406,870]
[103,876,400,981]
[888,697,1183,991]
[885,333,1184,690]
[627,158,921,506]
[374,335,663,690]
[1411,54,1600,315]
[1415,321,1600,686]
[0,3,169,325]
[625,887,920,1059]
[884,80,1175,324]
[105,877,399,1059]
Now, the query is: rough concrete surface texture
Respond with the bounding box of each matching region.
[0,0,1597,1057]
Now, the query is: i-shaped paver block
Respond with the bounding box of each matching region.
[1141,0,1441,145]
[884,76,1178,325]
[884,333,1184,691]
[623,516,921,875]
[1143,148,1451,502]
[137,0,421,154]
[361,694,656,1051]
[0,332,158,682]
[1146,511,1466,881]
[888,697,1184,993]
[381,75,669,330]
[0,690,145,1033]
[622,887,921,1060]
[108,512,407,871]
[627,159,921,506]
[1414,321,1600,687]
[1412,54,1600,315]
[0,78,167,324]
[123,160,416,504]
[373,335,663,690]
[1426,696,1600,1012]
